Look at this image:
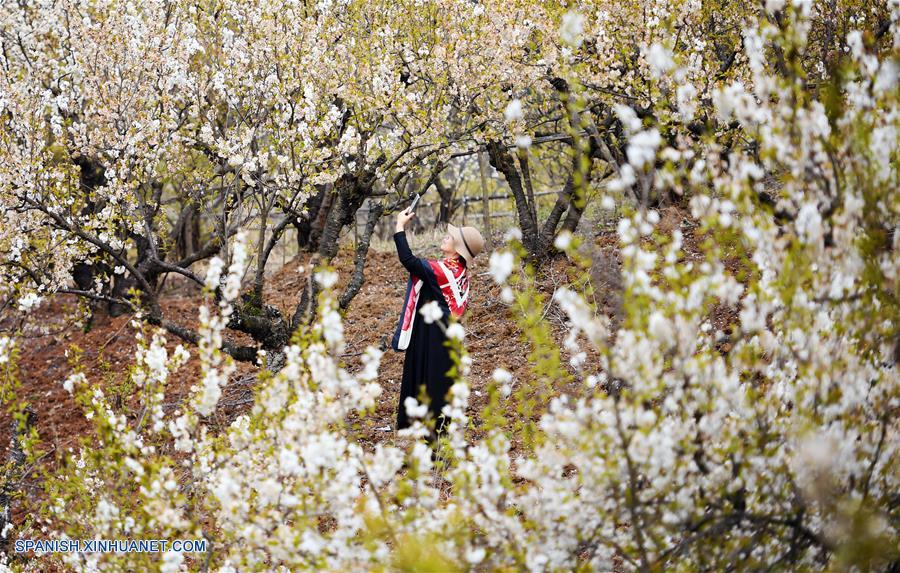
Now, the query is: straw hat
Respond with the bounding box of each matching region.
[447,223,485,267]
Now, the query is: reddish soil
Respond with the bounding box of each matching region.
[0,208,739,548]
[0,210,750,573]
[0,237,588,464]
[0,205,742,540]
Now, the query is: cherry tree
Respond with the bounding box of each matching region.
[0,0,897,571]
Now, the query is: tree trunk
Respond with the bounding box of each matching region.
[308,183,335,252]
[540,172,575,245]
[1,408,35,552]
[69,156,109,326]
[487,141,541,258]
[318,173,370,261]
[318,189,348,260]
[561,158,591,234]
[478,151,494,251]
[295,184,327,251]
[339,202,383,309]
[172,204,200,261]
[291,258,321,332]
[561,199,585,233]
[517,149,539,231]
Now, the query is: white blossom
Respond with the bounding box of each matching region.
[0,337,11,365]
[492,368,513,384]
[559,11,585,47]
[795,202,823,246]
[614,104,642,133]
[489,251,516,284]
[404,397,428,419]
[160,550,183,573]
[646,43,674,78]
[504,227,523,243]
[676,83,698,121]
[466,546,486,564]
[554,231,573,250]
[420,300,444,324]
[205,257,225,290]
[62,372,85,395]
[17,292,42,312]
[504,99,524,122]
[445,323,465,341]
[648,311,675,349]
[626,129,662,168]
[315,269,339,289]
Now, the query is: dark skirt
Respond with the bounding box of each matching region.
[396,298,453,433]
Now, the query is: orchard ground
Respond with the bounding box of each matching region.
[0,205,741,519]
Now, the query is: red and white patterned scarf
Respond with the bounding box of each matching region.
[394,257,469,351]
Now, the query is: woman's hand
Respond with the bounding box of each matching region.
[395,207,415,232]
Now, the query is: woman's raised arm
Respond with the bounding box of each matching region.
[394,207,431,280]
[393,230,430,280]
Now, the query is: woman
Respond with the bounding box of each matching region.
[391,207,484,436]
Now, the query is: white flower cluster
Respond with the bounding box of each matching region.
[553,231,573,251]
[62,372,86,394]
[645,42,674,78]
[17,291,42,312]
[504,99,524,123]
[420,300,444,324]
[3,3,896,572]
[553,287,609,349]
[193,232,250,418]
[489,250,515,285]
[0,336,11,365]
[559,11,585,47]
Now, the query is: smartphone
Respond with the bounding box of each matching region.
[409,193,421,211]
